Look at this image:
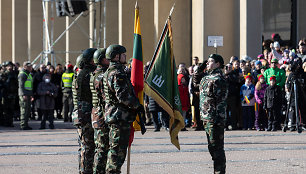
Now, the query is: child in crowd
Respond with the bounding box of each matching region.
[289,51,296,63]
[263,76,282,131]
[178,74,190,131]
[278,49,290,66]
[240,75,255,130]
[254,74,268,131]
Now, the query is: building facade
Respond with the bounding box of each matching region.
[0,0,305,66]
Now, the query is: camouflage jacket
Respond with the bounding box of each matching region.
[90,65,108,128]
[103,62,140,124]
[76,64,96,103]
[2,70,18,97]
[199,68,228,124]
[72,71,79,109]
[90,65,108,108]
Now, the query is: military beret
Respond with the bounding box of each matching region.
[208,54,224,66]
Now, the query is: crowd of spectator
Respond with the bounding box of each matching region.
[1,34,306,132]
[144,35,306,132]
[0,62,74,129]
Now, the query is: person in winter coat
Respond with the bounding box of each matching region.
[51,64,64,119]
[264,58,286,88]
[263,76,282,131]
[252,61,262,84]
[268,42,283,64]
[37,74,58,129]
[240,75,255,130]
[254,74,268,131]
[178,74,190,131]
[146,95,161,132]
[33,64,48,120]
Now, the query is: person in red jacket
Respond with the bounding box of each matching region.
[178,73,190,131]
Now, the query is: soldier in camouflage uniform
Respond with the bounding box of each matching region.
[72,54,83,121]
[75,48,97,174]
[199,54,228,174]
[90,48,110,174]
[1,61,18,127]
[103,44,144,173]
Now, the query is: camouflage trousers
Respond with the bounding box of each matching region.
[19,96,31,128]
[106,122,131,174]
[2,97,16,126]
[63,91,73,121]
[93,125,110,174]
[204,121,226,174]
[77,123,95,174]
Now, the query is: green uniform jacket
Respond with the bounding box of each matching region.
[76,65,95,103]
[199,68,228,124]
[103,62,140,124]
[2,70,18,98]
[263,67,286,87]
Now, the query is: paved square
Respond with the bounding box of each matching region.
[0,121,305,174]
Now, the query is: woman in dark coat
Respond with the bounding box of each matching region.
[37,74,58,129]
[51,64,63,119]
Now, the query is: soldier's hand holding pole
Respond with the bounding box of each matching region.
[136,104,146,135]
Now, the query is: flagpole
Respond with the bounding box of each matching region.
[127,145,131,174]
[127,2,138,173]
[144,3,175,79]
[169,3,175,18]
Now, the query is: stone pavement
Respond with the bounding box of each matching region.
[0,120,306,174]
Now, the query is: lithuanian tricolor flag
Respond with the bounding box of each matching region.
[130,2,144,145]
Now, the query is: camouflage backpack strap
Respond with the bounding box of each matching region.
[90,71,99,107]
[104,65,117,93]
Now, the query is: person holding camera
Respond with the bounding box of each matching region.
[37,73,58,129]
[297,42,306,62]
[285,60,306,131]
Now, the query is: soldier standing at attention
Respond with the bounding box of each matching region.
[200,54,228,174]
[2,61,18,127]
[62,63,74,122]
[18,61,34,130]
[75,48,97,174]
[72,54,83,121]
[103,44,144,173]
[90,48,110,173]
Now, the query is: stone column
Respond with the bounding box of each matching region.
[297,0,306,42]
[12,0,15,62]
[13,0,28,63]
[192,0,204,62]
[30,1,43,64]
[118,0,154,63]
[105,0,118,47]
[0,0,12,63]
[154,0,191,66]
[66,16,69,64]
[27,0,31,61]
[240,0,262,60]
[89,1,94,48]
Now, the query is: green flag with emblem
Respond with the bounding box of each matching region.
[144,17,185,150]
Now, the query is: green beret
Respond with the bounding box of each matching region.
[209,54,224,65]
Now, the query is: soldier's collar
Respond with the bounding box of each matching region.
[208,68,222,74]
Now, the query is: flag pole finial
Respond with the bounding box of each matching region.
[135,1,139,9]
[169,3,175,17]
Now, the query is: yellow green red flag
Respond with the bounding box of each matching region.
[129,2,144,146]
